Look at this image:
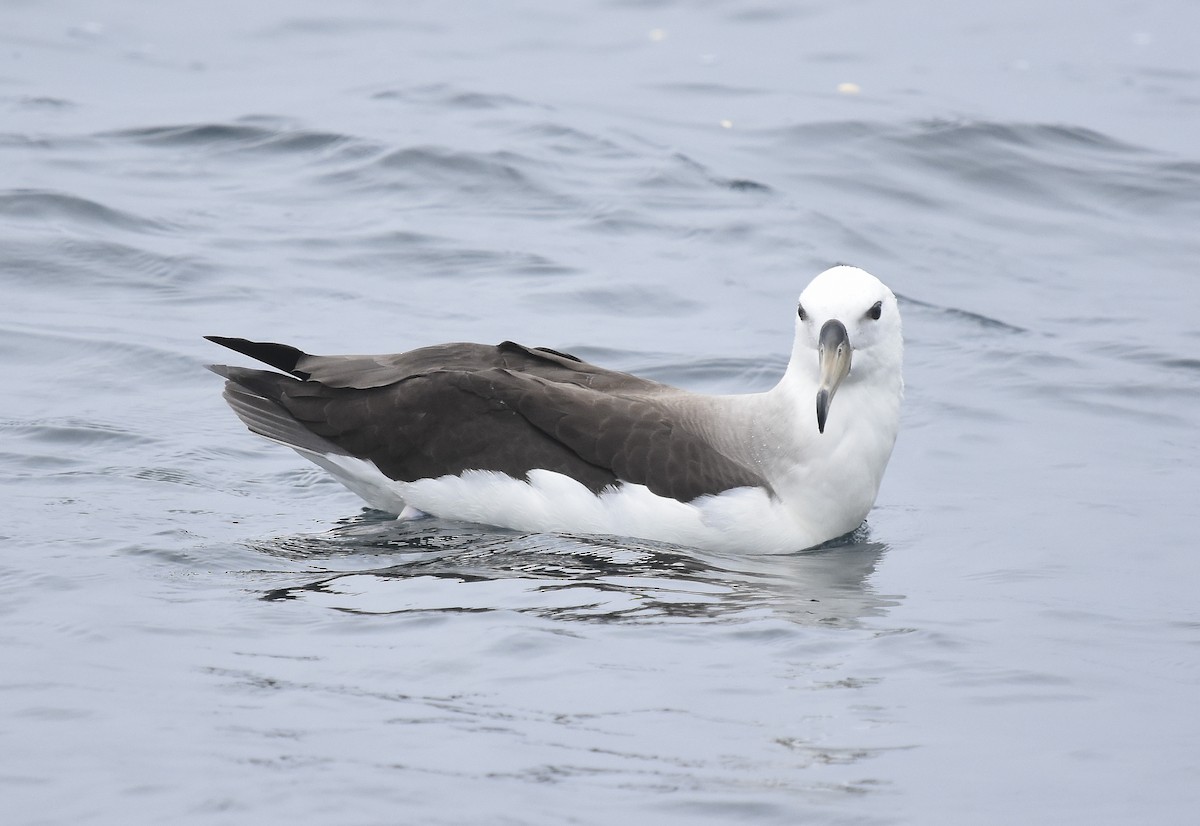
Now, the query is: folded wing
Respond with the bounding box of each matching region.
[208,339,769,503]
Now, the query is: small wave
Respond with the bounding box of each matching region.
[0,133,62,149]
[106,122,272,146]
[1079,341,1200,387]
[1,236,216,303]
[0,189,171,233]
[0,322,200,386]
[291,229,577,278]
[724,177,771,192]
[639,151,773,194]
[372,83,544,111]
[1163,357,1200,372]
[514,122,631,160]
[126,466,210,487]
[318,145,572,208]
[888,121,1145,215]
[899,294,1028,333]
[647,81,767,98]
[781,118,1141,155]
[581,207,666,235]
[103,121,367,160]
[899,119,1145,155]
[15,96,75,110]
[774,118,1200,218]
[377,145,532,182]
[0,418,154,449]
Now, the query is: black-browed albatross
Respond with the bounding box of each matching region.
[207,265,903,553]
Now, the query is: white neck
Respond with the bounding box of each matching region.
[768,343,902,537]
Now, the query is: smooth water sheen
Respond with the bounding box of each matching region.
[3,1,1199,824]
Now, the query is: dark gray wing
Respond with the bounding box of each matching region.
[209,364,622,493]
[208,339,769,502]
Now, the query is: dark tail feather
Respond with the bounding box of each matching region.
[204,336,311,378]
[206,364,349,457]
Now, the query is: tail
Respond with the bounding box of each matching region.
[205,339,411,513]
[206,363,349,458]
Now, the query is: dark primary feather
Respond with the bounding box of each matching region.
[207,338,770,503]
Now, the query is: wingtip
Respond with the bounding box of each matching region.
[202,336,306,375]
[205,335,249,349]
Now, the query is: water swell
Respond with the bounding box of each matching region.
[372,84,544,111]
[774,118,1200,219]
[102,121,372,161]
[0,189,173,233]
[288,228,579,277]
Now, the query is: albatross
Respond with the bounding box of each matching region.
[207,265,903,553]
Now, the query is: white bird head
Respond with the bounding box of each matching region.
[791,265,903,433]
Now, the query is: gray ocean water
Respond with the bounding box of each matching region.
[3,1,1199,823]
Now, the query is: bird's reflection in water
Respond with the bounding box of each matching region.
[252,511,899,627]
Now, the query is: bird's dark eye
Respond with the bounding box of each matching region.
[798,303,807,321]
[867,300,882,320]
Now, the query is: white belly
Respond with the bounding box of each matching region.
[298,449,841,554]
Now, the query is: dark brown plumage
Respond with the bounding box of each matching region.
[207,337,769,503]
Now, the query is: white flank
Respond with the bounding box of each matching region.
[296,450,834,554]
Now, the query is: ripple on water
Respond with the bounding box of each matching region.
[0,418,155,450]
[637,151,774,196]
[3,236,216,297]
[771,118,1200,221]
[0,189,175,234]
[102,121,375,163]
[287,228,579,278]
[317,145,573,209]
[512,121,632,160]
[241,514,897,628]
[371,83,547,112]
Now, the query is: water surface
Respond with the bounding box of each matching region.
[2,1,1199,823]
